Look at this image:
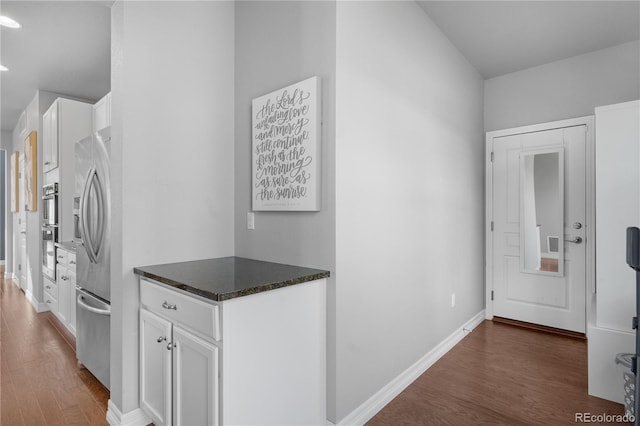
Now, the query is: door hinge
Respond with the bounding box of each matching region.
[490,152,494,162]
[491,290,494,301]
[490,221,494,231]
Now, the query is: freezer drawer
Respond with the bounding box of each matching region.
[76,288,110,389]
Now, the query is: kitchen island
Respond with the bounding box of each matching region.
[134,257,329,426]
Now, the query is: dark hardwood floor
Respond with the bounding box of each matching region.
[0,265,627,425]
[1,268,109,425]
[368,320,627,425]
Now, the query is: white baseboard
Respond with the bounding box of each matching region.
[24,290,50,313]
[106,400,152,426]
[337,310,486,426]
[5,272,16,280]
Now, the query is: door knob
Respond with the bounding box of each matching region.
[565,236,583,244]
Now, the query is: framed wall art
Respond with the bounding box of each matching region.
[24,131,37,211]
[252,76,321,211]
[10,152,19,212]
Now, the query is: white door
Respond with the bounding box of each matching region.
[489,122,588,333]
[173,325,219,426]
[140,309,172,426]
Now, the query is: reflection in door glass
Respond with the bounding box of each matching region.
[521,150,564,276]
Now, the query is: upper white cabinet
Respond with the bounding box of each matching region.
[93,92,111,132]
[42,98,92,174]
[42,104,59,172]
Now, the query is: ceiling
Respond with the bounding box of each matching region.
[0,1,111,133]
[1,1,639,134]
[418,1,640,79]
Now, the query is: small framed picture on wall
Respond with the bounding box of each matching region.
[24,131,37,211]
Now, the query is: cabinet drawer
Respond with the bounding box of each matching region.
[56,250,68,264]
[140,279,220,341]
[67,252,77,270]
[44,279,58,296]
[44,289,58,313]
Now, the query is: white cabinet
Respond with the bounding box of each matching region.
[140,282,219,426]
[138,276,327,426]
[43,276,58,313]
[55,248,77,336]
[140,309,172,426]
[588,100,640,403]
[93,92,111,132]
[42,104,59,172]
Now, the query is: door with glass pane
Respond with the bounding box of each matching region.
[488,122,588,333]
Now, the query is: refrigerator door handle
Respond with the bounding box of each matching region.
[80,167,98,264]
[92,170,106,260]
[77,293,111,316]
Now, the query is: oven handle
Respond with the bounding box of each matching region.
[77,293,111,316]
[42,194,57,200]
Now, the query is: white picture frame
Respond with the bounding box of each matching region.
[252,76,321,211]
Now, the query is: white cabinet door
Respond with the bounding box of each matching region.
[68,270,77,335]
[93,93,111,132]
[140,309,173,426]
[173,325,219,426]
[56,265,68,323]
[43,102,59,172]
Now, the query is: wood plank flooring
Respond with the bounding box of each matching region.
[1,269,109,425]
[368,320,627,425]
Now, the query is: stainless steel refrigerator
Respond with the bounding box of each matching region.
[75,127,111,389]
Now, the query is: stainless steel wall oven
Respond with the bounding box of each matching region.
[42,183,59,281]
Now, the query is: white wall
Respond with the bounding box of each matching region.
[485,40,640,131]
[1,131,12,272]
[234,0,336,269]
[233,0,337,418]
[335,1,484,422]
[110,0,235,415]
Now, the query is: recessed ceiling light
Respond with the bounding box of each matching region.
[0,15,21,29]
[0,65,8,71]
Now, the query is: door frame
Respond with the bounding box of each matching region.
[485,116,596,331]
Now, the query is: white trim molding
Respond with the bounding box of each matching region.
[337,310,486,426]
[106,400,152,426]
[6,272,17,281]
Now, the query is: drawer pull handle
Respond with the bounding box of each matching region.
[162,301,177,310]
[70,261,76,265]
[46,285,51,289]
[167,342,176,350]
[157,336,166,343]
[46,300,52,304]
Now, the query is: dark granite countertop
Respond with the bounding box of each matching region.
[133,256,330,302]
[55,241,77,253]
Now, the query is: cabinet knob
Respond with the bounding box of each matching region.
[156,336,166,343]
[46,285,51,289]
[162,301,177,310]
[167,342,176,351]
